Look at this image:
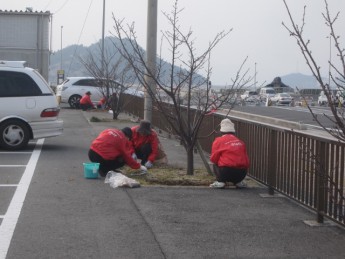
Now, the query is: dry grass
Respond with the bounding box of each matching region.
[123,164,215,186]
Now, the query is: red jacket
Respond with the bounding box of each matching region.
[210,134,249,169]
[90,129,141,169]
[130,125,159,162]
[79,94,94,107]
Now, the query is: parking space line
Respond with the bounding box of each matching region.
[0,152,32,155]
[0,165,26,167]
[0,138,44,259]
[0,185,19,187]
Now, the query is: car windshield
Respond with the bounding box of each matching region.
[266,90,275,94]
[280,93,290,97]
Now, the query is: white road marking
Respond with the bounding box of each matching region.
[0,165,26,167]
[0,152,32,155]
[0,139,44,259]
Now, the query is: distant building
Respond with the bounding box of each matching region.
[0,9,51,81]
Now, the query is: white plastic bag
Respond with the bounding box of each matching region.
[105,171,140,188]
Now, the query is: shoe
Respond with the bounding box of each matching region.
[130,170,148,176]
[236,181,247,189]
[209,181,225,188]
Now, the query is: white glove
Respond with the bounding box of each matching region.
[140,165,147,172]
[132,153,137,160]
[145,161,153,169]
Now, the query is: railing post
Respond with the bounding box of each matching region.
[316,141,326,223]
[268,130,277,195]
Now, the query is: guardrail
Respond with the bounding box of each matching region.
[122,94,345,226]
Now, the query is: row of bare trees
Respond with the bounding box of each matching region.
[78,0,344,182]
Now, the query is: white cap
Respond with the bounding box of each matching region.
[220,119,235,133]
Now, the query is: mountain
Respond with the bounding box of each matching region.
[49,36,205,86]
[49,37,323,90]
[279,73,321,89]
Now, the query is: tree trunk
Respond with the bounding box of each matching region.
[186,146,194,175]
[112,112,119,120]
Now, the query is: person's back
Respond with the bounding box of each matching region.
[211,134,249,169]
[209,118,249,189]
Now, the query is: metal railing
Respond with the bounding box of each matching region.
[122,94,345,226]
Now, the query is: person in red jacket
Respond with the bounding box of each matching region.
[88,127,147,177]
[79,91,95,111]
[210,118,250,189]
[130,120,159,169]
[97,96,107,109]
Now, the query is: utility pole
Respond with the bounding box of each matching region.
[60,26,63,70]
[101,0,105,78]
[144,0,158,122]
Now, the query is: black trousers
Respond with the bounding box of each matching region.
[88,149,125,177]
[213,164,247,184]
[80,103,94,111]
[135,143,152,165]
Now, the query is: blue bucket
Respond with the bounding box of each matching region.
[83,162,100,179]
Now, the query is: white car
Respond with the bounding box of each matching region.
[0,60,63,150]
[56,77,106,108]
[271,93,293,105]
[259,87,276,100]
[318,90,337,106]
[240,90,258,100]
[56,77,144,108]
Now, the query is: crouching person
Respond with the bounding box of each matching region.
[210,118,250,189]
[130,120,158,169]
[88,127,147,177]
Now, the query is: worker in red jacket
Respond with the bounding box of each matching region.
[79,91,95,111]
[88,127,147,177]
[130,120,159,169]
[210,118,250,189]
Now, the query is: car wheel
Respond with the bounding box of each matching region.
[68,95,82,108]
[0,120,30,150]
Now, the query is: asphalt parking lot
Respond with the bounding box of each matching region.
[1,108,345,259]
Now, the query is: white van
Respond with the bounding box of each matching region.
[0,61,63,150]
[259,87,276,99]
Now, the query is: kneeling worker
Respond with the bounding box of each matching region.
[130,120,159,168]
[88,127,147,177]
[210,118,250,188]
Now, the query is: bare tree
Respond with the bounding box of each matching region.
[111,0,252,175]
[282,0,345,141]
[283,0,345,223]
[78,40,140,119]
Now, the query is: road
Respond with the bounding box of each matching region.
[230,103,338,129]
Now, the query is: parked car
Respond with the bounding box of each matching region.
[240,90,258,100]
[259,87,276,100]
[270,93,293,105]
[56,77,144,108]
[56,77,107,108]
[0,60,63,150]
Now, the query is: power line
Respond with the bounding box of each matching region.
[67,0,94,76]
[53,0,70,15]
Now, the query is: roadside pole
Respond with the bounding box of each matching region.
[144,0,158,122]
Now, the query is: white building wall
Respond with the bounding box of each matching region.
[0,11,51,80]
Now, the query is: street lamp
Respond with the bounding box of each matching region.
[328,34,332,86]
[254,62,257,90]
[60,25,63,70]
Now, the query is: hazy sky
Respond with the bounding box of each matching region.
[2,0,345,85]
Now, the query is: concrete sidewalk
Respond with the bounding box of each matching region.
[79,109,345,257]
